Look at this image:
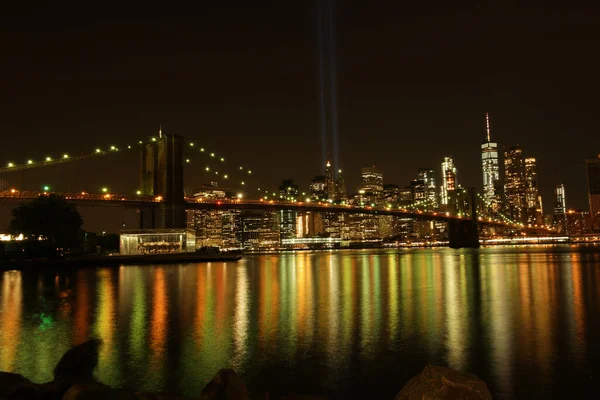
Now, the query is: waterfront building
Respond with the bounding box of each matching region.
[440,156,457,206]
[504,145,526,223]
[481,113,501,212]
[586,154,600,231]
[241,211,280,250]
[565,209,593,234]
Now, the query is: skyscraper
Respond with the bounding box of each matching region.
[554,184,568,233]
[325,160,336,200]
[417,168,437,210]
[335,169,347,201]
[586,154,600,231]
[361,166,384,195]
[504,145,526,223]
[440,156,457,206]
[481,113,500,211]
[524,157,542,225]
[310,175,326,201]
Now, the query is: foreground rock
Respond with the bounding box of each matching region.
[195,369,250,400]
[395,364,492,400]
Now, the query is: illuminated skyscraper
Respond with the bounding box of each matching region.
[417,168,437,210]
[481,113,500,211]
[325,160,336,200]
[440,156,457,206]
[524,157,542,225]
[504,145,526,223]
[361,166,383,195]
[553,184,568,232]
[586,155,600,231]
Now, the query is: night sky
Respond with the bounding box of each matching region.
[2,3,600,231]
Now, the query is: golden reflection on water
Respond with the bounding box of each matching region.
[0,248,599,398]
[149,268,167,379]
[93,268,118,385]
[0,271,21,371]
[73,270,91,345]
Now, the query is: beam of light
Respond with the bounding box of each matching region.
[317,0,329,168]
[327,0,340,171]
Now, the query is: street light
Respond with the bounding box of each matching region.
[102,187,108,193]
[43,185,50,191]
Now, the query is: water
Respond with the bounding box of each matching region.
[1,246,600,399]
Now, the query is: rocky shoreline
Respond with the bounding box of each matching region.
[0,339,492,400]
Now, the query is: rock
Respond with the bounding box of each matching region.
[0,372,42,399]
[53,339,103,381]
[394,364,492,400]
[196,369,250,400]
[62,382,136,400]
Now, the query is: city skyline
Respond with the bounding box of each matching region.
[1,3,599,212]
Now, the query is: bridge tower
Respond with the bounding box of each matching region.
[448,187,480,249]
[138,133,186,229]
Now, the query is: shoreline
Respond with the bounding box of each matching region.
[0,252,242,270]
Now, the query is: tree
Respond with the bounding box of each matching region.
[9,194,84,250]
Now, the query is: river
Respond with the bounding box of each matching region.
[1,246,600,399]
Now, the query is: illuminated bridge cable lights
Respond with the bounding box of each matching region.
[0,139,142,173]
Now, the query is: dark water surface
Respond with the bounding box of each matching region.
[2,246,600,399]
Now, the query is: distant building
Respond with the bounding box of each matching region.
[383,184,400,205]
[325,161,336,200]
[411,178,426,207]
[566,209,593,235]
[586,154,600,231]
[279,179,299,201]
[413,168,437,210]
[399,186,413,207]
[553,184,568,233]
[524,157,543,225]
[504,145,526,223]
[241,211,280,250]
[361,166,384,195]
[335,169,347,201]
[189,184,241,249]
[310,175,326,201]
[481,113,501,212]
[440,156,457,206]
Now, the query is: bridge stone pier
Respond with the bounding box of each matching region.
[448,187,480,248]
[138,134,186,229]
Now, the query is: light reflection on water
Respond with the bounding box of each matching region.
[1,246,600,399]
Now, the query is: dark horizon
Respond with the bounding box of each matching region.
[2,3,599,221]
